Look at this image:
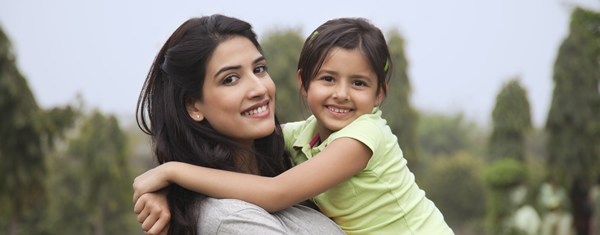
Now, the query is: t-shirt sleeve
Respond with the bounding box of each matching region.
[282,120,306,153]
[328,116,383,155]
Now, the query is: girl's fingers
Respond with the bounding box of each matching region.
[141,210,159,232]
[147,214,171,235]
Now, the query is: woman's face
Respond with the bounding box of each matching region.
[189,36,276,147]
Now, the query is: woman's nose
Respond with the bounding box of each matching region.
[246,74,268,99]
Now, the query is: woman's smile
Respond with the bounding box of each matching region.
[192,36,277,146]
[242,100,270,117]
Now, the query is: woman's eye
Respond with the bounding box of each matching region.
[254,66,267,74]
[223,75,240,85]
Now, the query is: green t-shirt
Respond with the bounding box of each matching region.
[283,108,453,235]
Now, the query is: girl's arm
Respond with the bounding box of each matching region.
[133,137,371,212]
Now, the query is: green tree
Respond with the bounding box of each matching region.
[261,28,307,122]
[382,30,419,164]
[488,79,532,162]
[484,79,533,235]
[62,111,135,235]
[0,26,76,235]
[0,26,44,235]
[417,113,480,157]
[546,7,600,183]
[482,159,529,235]
[422,151,486,232]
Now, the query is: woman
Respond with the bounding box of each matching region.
[134,14,344,234]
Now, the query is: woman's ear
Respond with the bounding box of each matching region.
[297,70,308,97]
[185,97,204,121]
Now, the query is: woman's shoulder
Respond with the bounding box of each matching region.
[196,198,285,234]
[198,198,264,215]
[196,198,344,234]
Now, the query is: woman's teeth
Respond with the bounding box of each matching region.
[243,105,267,116]
[328,106,350,113]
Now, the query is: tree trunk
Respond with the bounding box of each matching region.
[9,210,19,235]
[94,205,105,235]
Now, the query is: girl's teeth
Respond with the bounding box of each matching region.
[328,106,349,113]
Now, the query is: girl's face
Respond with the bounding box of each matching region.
[300,47,384,140]
[189,36,276,147]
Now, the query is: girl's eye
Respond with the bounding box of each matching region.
[322,76,334,82]
[223,75,240,85]
[254,65,267,74]
[352,81,366,86]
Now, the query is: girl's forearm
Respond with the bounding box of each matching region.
[163,138,370,213]
[164,162,294,212]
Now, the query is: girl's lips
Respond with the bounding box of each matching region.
[325,105,353,117]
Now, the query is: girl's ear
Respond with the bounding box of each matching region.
[297,70,308,97]
[374,84,387,106]
[185,97,204,121]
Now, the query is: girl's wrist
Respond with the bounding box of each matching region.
[162,161,179,184]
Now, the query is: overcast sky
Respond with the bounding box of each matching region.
[1,0,599,127]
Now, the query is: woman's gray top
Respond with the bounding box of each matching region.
[196,198,345,234]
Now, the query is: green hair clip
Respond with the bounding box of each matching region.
[384,58,389,72]
[309,31,319,48]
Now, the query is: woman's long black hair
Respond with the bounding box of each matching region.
[136,14,293,234]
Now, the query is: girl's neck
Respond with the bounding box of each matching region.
[317,123,334,143]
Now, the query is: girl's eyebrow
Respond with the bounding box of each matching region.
[350,74,371,80]
[319,70,338,76]
[319,70,371,80]
[214,56,266,79]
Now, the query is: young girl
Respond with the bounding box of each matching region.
[134,17,453,234]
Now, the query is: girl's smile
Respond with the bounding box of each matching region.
[300,47,384,141]
[325,105,353,117]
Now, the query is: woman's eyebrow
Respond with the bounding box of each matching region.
[253,56,266,64]
[214,65,241,79]
[213,56,266,79]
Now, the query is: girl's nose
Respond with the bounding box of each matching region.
[332,84,349,101]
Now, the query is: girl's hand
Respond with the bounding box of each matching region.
[134,188,171,235]
[133,162,174,204]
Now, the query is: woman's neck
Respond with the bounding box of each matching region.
[234,151,260,175]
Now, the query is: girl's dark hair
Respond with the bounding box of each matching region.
[297,17,392,96]
[136,14,293,235]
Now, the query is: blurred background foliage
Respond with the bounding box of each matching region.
[0,6,599,235]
